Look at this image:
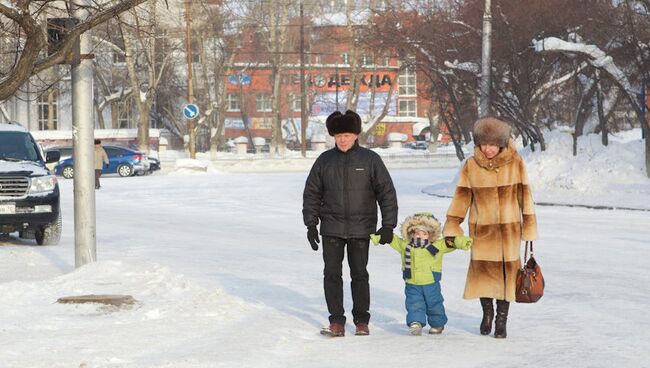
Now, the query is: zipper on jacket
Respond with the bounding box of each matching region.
[343,152,350,237]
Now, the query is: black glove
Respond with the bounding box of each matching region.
[105,163,109,168]
[445,236,456,248]
[375,227,394,244]
[307,226,320,251]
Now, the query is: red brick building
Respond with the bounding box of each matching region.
[222,21,437,146]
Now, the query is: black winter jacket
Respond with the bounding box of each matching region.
[302,142,398,238]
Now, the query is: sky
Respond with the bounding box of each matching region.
[0,129,648,368]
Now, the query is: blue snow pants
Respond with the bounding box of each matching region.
[404,279,448,328]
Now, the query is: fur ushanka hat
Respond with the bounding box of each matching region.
[400,212,441,241]
[472,117,512,148]
[326,110,362,136]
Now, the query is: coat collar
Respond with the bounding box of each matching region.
[335,140,360,153]
[472,139,516,169]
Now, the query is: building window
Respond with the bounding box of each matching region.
[227,93,240,112]
[192,52,201,64]
[289,93,301,112]
[399,99,417,117]
[383,56,390,66]
[116,98,133,128]
[256,93,272,112]
[341,53,349,65]
[398,68,416,96]
[113,51,126,64]
[315,54,322,64]
[38,90,58,130]
[361,54,373,66]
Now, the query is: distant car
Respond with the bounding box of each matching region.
[147,156,161,173]
[406,141,429,150]
[46,146,73,161]
[54,145,149,179]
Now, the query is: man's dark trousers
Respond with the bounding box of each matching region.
[322,236,370,325]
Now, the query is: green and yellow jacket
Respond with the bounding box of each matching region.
[371,213,472,286]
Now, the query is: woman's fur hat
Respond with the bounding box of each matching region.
[472,117,511,147]
[400,212,441,240]
[326,110,362,136]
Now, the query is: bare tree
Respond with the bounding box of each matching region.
[117,0,174,153]
[0,0,149,101]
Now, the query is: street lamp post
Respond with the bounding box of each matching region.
[185,0,196,159]
[479,0,492,118]
[72,0,96,268]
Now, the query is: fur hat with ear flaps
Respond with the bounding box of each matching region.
[400,212,441,241]
[326,110,362,136]
[472,117,512,148]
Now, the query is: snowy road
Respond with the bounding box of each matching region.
[0,168,648,367]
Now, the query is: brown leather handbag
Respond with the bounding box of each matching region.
[515,241,545,303]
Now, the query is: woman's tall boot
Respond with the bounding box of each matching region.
[479,298,494,335]
[494,299,510,338]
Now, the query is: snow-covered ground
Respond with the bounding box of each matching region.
[0,129,648,367]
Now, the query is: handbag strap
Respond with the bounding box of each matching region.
[524,241,534,262]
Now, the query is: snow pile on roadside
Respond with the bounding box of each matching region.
[0,260,243,323]
[423,128,650,210]
[169,158,219,175]
[0,261,250,367]
[522,129,648,209]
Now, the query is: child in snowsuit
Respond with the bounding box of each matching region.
[371,212,472,335]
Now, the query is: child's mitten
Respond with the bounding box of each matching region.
[454,235,473,250]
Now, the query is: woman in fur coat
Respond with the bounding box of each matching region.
[443,117,538,339]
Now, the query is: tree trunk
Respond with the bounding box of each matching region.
[596,80,608,146]
[138,108,151,152]
[572,82,597,156]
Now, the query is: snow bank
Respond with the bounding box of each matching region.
[169,158,218,175]
[0,261,250,367]
[423,128,650,210]
[522,129,648,209]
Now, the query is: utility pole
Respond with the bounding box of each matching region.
[72,0,96,267]
[478,0,492,118]
[185,0,196,159]
[299,2,307,157]
[335,64,339,111]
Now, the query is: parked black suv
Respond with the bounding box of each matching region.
[0,122,62,245]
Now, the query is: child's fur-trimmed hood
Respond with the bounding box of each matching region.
[400,213,441,241]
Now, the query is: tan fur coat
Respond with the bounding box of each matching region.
[443,140,537,301]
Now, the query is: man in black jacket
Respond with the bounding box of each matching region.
[303,110,398,337]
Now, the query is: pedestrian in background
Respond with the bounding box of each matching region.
[94,139,109,190]
[303,109,398,337]
[443,117,538,339]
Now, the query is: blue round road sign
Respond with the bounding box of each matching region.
[183,103,200,119]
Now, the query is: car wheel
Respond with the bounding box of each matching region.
[35,212,62,246]
[117,164,133,177]
[61,165,74,179]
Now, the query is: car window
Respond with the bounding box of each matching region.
[0,132,40,161]
[104,147,122,156]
